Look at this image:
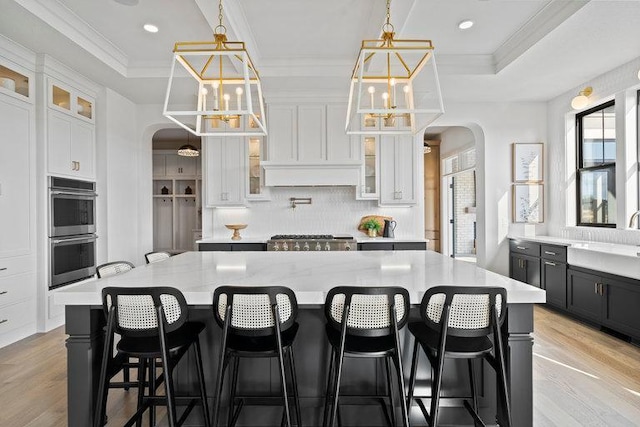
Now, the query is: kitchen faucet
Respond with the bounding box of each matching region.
[629,210,640,228]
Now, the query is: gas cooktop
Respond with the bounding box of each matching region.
[267,234,356,251]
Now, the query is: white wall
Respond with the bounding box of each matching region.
[546,56,640,245]
[96,89,141,265]
[209,186,423,240]
[432,102,548,275]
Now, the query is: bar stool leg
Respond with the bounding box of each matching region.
[468,359,478,414]
[149,358,157,427]
[322,349,336,427]
[228,356,240,427]
[330,345,346,427]
[276,335,292,426]
[193,340,212,427]
[135,358,147,427]
[493,313,512,427]
[287,348,303,427]
[385,357,397,426]
[212,353,228,427]
[406,339,419,414]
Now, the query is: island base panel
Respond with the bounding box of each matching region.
[65,305,534,426]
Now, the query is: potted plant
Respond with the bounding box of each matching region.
[362,218,382,237]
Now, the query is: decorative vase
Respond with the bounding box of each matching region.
[367,228,377,237]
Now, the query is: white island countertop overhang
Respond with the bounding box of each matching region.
[55,250,545,306]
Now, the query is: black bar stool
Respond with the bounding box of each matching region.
[406,286,512,427]
[323,286,410,427]
[95,261,137,392]
[94,286,211,427]
[212,286,302,427]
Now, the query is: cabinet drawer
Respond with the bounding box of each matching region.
[0,272,36,307]
[541,245,567,263]
[509,240,540,256]
[0,255,33,279]
[358,242,394,251]
[0,299,37,335]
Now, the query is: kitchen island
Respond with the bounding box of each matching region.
[56,250,545,426]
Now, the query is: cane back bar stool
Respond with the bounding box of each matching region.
[406,286,511,427]
[323,286,411,427]
[212,286,302,427]
[145,251,171,264]
[96,261,135,278]
[94,287,211,427]
[95,261,137,392]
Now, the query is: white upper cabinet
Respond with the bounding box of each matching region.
[326,104,353,162]
[379,135,417,206]
[47,109,95,180]
[297,105,326,161]
[0,94,33,258]
[165,154,198,177]
[46,78,96,180]
[205,136,246,207]
[268,105,297,162]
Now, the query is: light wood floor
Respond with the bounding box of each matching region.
[0,306,639,426]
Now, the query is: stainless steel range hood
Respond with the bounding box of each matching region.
[261,161,361,186]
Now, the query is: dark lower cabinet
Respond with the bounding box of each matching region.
[602,276,640,338]
[357,241,427,251]
[199,243,266,251]
[567,266,640,340]
[542,260,567,308]
[509,253,540,288]
[567,268,603,323]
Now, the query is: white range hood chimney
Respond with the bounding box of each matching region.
[261,161,361,186]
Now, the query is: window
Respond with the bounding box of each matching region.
[576,100,616,227]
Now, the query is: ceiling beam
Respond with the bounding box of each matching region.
[493,0,590,73]
[13,0,129,76]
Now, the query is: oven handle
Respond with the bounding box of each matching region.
[51,190,98,197]
[52,235,98,244]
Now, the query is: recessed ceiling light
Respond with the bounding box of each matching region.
[144,24,159,33]
[458,20,474,30]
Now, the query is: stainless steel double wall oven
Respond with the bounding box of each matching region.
[49,177,97,288]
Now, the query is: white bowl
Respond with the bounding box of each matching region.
[0,77,16,91]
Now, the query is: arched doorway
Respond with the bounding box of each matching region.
[151,128,202,252]
[423,126,477,263]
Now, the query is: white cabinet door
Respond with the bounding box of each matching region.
[165,154,197,176]
[297,105,326,162]
[326,104,353,162]
[153,153,167,177]
[47,109,95,179]
[205,136,246,207]
[379,135,416,205]
[0,96,32,258]
[71,120,94,179]
[268,105,297,162]
[47,110,73,175]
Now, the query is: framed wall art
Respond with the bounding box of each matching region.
[512,142,543,182]
[513,184,544,223]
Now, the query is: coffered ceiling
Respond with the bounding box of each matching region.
[2,0,640,105]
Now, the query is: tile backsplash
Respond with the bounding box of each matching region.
[209,187,422,239]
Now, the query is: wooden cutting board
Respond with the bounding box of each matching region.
[357,215,393,237]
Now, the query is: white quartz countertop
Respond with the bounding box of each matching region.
[510,235,640,280]
[55,251,545,306]
[197,236,429,244]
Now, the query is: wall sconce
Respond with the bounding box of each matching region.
[571,86,592,110]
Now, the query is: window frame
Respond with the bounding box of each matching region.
[576,99,616,228]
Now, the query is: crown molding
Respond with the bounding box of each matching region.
[437,54,495,75]
[0,34,37,69]
[493,0,589,73]
[14,0,129,76]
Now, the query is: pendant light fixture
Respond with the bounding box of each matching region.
[346,0,444,135]
[163,0,266,136]
[178,131,199,157]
